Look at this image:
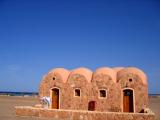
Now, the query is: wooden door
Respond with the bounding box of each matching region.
[51,88,59,109]
[123,89,133,112]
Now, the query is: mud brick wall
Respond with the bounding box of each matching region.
[67,74,92,110]
[15,107,155,120]
[92,74,121,112]
[117,68,148,112]
[39,67,148,112]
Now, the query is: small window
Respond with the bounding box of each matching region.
[99,90,106,98]
[74,89,80,97]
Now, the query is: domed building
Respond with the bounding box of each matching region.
[39,67,148,113]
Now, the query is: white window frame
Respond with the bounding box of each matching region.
[99,89,107,99]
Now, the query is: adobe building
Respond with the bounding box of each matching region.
[39,67,148,113]
[15,67,155,120]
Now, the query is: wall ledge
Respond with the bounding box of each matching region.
[15,106,155,120]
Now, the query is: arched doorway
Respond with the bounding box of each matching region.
[123,89,134,112]
[51,88,59,109]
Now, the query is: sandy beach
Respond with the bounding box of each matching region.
[0,96,159,120]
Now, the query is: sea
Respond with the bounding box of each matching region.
[0,91,38,96]
[0,91,159,97]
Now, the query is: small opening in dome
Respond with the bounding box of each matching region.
[53,77,56,80]
[129,78,132,82]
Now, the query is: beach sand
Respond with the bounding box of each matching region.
[149,96,160,120]
[0,96,159,120]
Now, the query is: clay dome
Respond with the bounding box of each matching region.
[117,67,147,85]
[39,74,47,86]
[113,67,125,73]
[69,67,93,83]
[49,68,70,83]
[94,67,116,83]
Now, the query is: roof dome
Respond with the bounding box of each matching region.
[113,67,124,73]
[49,68,70,83]
[94,67,116,83]
[69,67,93,83]
[117,67,147,85]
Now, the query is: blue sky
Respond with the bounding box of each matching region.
[0,0,160,94]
